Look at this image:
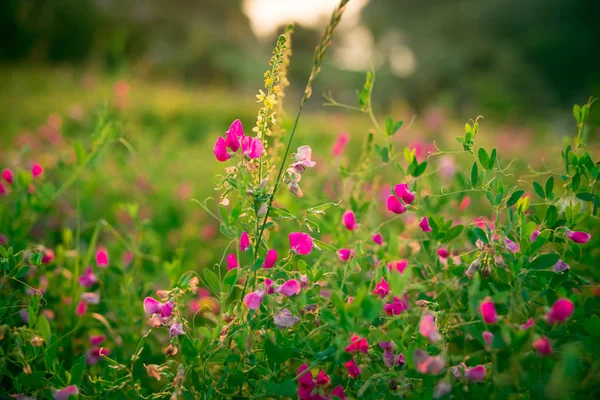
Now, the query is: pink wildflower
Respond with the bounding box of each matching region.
[264,278,275,294]
[241,136,264,159]
[394,183,415,204]
[225,119,244,152]
[552,260,570,273]
[332,132,349,156]
[384,296,408,316]
[0,182,6,195]
[278,279,301,297]
[533,336,552,356]
[342,210,356,230]
[504,238,520,253]
[530,229,540,242]
[89,335,106,346]
[274,309,299,329]
[419,312,442,342]
[337,248,354,261]
[1,168,13,184]
[291,145,316,173]
[143,297,174,318]
[331,385,346,400]
[31,163,43,178]
[480,297,498,324]
[78,267,97,288]
[345,334,368,354]
[86,347,110,365]
[227,253,238,271]
[240,231,250,252]
[289,232,313,255]
[566,230,591,244]
[437,248,450,258]
[75,300,87,316]
[169,322,185,337]
[465,365,486,383]
[316,370,330,386]
[520,318,534,330]
[419,217,432,232]
[386,195,406,214]
[372,233,383,245]
[263,249,278,268]
[388,259,408,273]
[213,136,231,162]
[483,331,493,347]
[42,249,55,264]
[243,290,264,310]
[96,249,109,268]
[344,359,361,378]
[547,298,574,324]
[297,364,315,399]
[373,277,390,299]
[413,349,445,375]
[53,385,79,400]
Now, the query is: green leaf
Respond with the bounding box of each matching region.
[305,200,341,215]
[312,238,337,252]
[203,268,221,294]
[583,315,600,337]
[478,148,490,170]
[441,225,463,243]
[471,162,478,187]
[532,182,545,199]
[576,192,594,201]
[545,176,554,198]
[529,253,560,270]
[507,190,525,207]
[473,227,489,244]
[37,315,51,342]
[412,161,427,177]
[223,268,238,291]
[270,207,297,220]
[488,148,497,169]
[70,356,86,385]
[544,206,558,227]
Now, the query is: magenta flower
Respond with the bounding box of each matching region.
[552,259,570,273]
[96,249,109,268]
[225,119,244,152]
[437,248,450,258]
[42,249,55,264]
[227,253,238,271]
[342,210,357,231]
[241,136,264,159]
[214,136,231,162]
[297,364,315,399]
[520,318,534,330]
[86,347,110,365]
[337,248,354,261]
[263,249,278,268]
[264,278,275,294]
[53,385,79,400]
[159,301,174,318]
[373,277,390,299]
[345,334,369,354]
[413,349,445,375]
[75,300,87,316]
[344,358,361,378]
[332,132,349,156]
[89,334,106,346]
[482,331,493,348]
[533,336,552,356]
[504,238,520,253]
[384,296,408,316]
[530,229,540,242]
[0,182,6,196]
[278,279,301,296]
[31,163,44,178]
[331,385,346,400]
[169,322,185,337]
[419,313,441,342]
[240,231,250,252]
[566,230,591,244]
[274,309,299,329]
[143,297,174,318]
[243,290,264,310]
[1,168,13,184]
[394,183,415,204]
[316,370,330,386]
[372,233,383,245]
[547,298,574,324]
[78,267,97,288]
[289,232,313,255]
[419,217,432,232]
[480,297,497,324]
[465,365,486,383]
[388,259,408,273]
[386,195,406,214]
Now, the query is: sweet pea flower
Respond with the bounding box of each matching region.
[552,259,570,273]
[240,231,250,252]
[419,217,432,232]
[437,248,450,258]
[388,259,408,273]
[345,334,369,354]
[386,195,406,214]
[394,183,415,204]
[316,370,330,386]
[42,249,55,264]
[243,290,264,310]
[263,249,278,268]
[169,322,185,337]
[75,300,87,316]
[227,253,238,271]
[342,210,356,230]
[373,277,390,299]
[504,238,520,253]
[0,182,6,195]
[31,163,44,178]
[241,136,264,159]
[96,249,109,268]
[480,297,498,324]
[274,309,299,329]
[547,298,574,324]
[225,119,244,152]
[332,132,349,156]
[291,145,316,173]
[520,318,534,330]
[297,364,315,399]
[337,248,354,261]
[78,267,97,288]
[289,232,313,255]
[465,365,486,383]
[81,292,100,305]
[344,359,361,378]
[331,385,346,400]
[2,168,13,184]
[372,233,383,245]
[530,229,540,242]
[419,313,442,343]
[264,278,275,294]
[384,296,408,316]
[434,381,452,399]
[278,279,301,296]
[566,230,591,244]
[89,335,106,346]
[482,331,493,348]
[413,349,445,375]
[143,297,174,318]
[214,136,231,162]
[383,350,405,368]
[533,336,552,356]
[53,385,79,400]
[86,347,110,365]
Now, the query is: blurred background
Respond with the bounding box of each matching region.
[2,0,600,120]
[1,0,599,268]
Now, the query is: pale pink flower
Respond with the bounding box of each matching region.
[332,132,349,156]
[274,309,299,329]
[278,279,301,296]
[413,349,445,375]
[169,322,185,337]
[520,318,534,330]
[388,259,408,273]
[53,385,79,400]
[243,290,264,310]
[419,313,441,343]
[291,145,316,173]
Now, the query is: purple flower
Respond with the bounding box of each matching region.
[169,322,185,338]
[53,385,79,400]
[78,267,97,288]
[530,229,540,242]
[552,259,570,273]
[504,238,520,253]
[566,230,591,244]
[291,145,317,173]
[274,309,299,329]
